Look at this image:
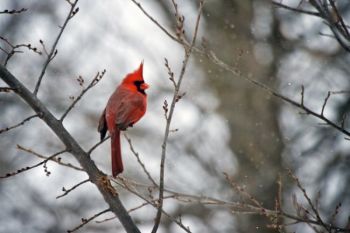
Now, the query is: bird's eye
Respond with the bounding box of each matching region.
[134,80,144,86]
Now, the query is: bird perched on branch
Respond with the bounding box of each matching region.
[98,62,149,177]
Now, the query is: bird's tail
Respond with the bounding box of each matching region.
[111,130,123,177]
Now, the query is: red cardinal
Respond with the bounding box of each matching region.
[98,62,149,177]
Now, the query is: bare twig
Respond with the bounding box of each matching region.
[124,134,157,186]
[151,2,204,232]
[0,36,42,66]
[272,1,321,17]
[56,179,90,199]
[67,209,110,233]
[301,85,305,107]
[330,90,350,94]
[288,170,329,231]
[164,58,176,88]
[88,135,110,155]
[17,144,83,171]
[306,0,350,52]
[0,114,38,134]
[328,0,350,39]
[330,202,342,225]
[224,173,264,209]
[33,0,79,95]
[60,70,106,121]
[130,0,178,42]
[321,91,331,116]
[0,147,66,178]
[0,8,27,15]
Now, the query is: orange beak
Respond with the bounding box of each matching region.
[141,82,149,90]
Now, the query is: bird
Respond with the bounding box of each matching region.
[98,62,149,177]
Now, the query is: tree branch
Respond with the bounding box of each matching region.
[124,134,157,186]
[60,70,106,121]
[56,178,90,199]
[152,1,204,232]
[33,0,79,95]
[67,208,110,233]
[272,1,321,17]
[0,148,66,178]
[0,114,38,134]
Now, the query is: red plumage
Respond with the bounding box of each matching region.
[98,62,149,177]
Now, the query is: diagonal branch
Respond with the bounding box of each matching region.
[124,134,157,186]
[67,208,110,233]
[0,64,141,233]
[60,70,106,121]
[0,8,27,15]
[0,114,38,134]
[0,148,66,178]
[16,144,83,171]
[272,1,321,17]
[56,179,90,199]
[33,0,79,95]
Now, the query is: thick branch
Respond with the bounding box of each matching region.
[0,64,140,233]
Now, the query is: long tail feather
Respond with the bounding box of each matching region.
[111,130,123,177]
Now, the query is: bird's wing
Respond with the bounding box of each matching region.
[115,94,145,130]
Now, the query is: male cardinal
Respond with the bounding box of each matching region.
[98,62,149,177]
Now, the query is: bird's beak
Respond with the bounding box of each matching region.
[141,82,149,90]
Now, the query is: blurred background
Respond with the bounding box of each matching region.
[1,0,349,232]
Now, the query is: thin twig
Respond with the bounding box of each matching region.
[301,85,305,107]
[0,36,42,66]
[88,135,110,155]
[321,91,331,116]
[0,114,38,134]
[60,70,106,121]
[164,58,176,88]
[328,0,350,39]
[56,179,90,199]
[151,2,204,232]
[288,170,328,231]
[16,144,83,171]
[0,8,27,15]
[224,173,264,209]
[33,0,79,95]
[124,134,157,186]
[272,1,321,17]
[67,209,110,233]
[0,147,66,178]
[130,0,178,42]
